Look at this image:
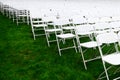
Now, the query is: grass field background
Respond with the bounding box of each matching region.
[0,13,118,80]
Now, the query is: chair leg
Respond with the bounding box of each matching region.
[22,16,25,23]
[33,34,36,40]
[102,61,110,80]
[12,14,15,22]
[61,38,65,44]
[8,11,10,19]
[16,16,19,25]
[76,36,87,70]
[73,38,77,53]
[78,43,87,70]
[32,28,36,40]
[27,16,29,25]
[114,43,119,53]
[45,32,50,47]
[56,37,61,56]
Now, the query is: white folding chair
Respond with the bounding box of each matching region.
[7,7,12,18]
[6,6,14,19]
[75,24,102,70]
[16,10,30,25]
[11,8,18,21]
[97,32,120,80]
[53,18,77,56]
[3,5,16,19]
[40,15,63,47]
[2,4,9,15]
[30,17,47,40]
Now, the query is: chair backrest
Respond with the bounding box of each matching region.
[96,32,118,44]
[109,21,120,29]
[30,17,45,27]
[3,4,9,9]
[112,16,120,21]
[96,32,119,58]
[75,24,94,35]
[87,17,100,23]
[53,17,71,26]
[72,15,87,25]
[99,16,112,23]
[42,16,57,22]
[16,10,29,16]
[94,22,110,30]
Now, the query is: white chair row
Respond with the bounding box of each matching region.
[30,16,78,56]
[53,18,78,56]
[15,10,30,25]
[30,14,120,56]
[0,2,30,25]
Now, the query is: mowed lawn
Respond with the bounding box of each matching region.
[0,13,112,80]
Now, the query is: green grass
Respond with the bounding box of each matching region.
[0,13,118,80]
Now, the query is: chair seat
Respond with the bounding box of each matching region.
[45,29,62,32]
[32,21,44,23]
[62,26,75,30]
[47,23,54,25]
[33,24,47,27]
[77,31,93,35]
[57,33,75,39]
[80,41,101,48]
[103,53,120,65]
